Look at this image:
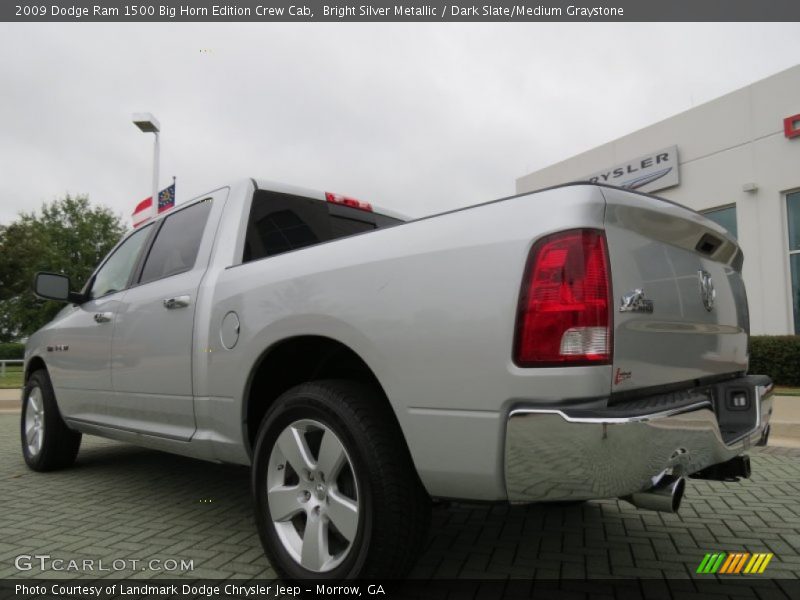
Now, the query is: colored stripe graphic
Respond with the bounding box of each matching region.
[699,552,774,575]
[718,553,735,574]
[733,553,750,573]
[744,554,761,574]
[697,553,727,573]
[722,553,749,574]
[758,554,773,573]
[696,553,714,573]
[714,553,728,573]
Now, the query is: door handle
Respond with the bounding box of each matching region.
[93,312,113,323]
[163,295,191,310]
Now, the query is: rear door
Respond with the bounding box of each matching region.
[601,186,749,394]
[107,193,222,439]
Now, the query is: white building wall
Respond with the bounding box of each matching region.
[516,65,800,335]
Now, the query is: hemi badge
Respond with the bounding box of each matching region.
[619,289,654,314]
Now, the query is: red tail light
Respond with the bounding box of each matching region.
[514,229,612,366]
[325,192,373,212]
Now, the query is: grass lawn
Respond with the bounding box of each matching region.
[775,387,800,397]
[0,374,22,389]
[0,366,23,389]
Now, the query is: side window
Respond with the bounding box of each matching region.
[139,199,212,285]
[243,191,328,262]
[89,224,152,299]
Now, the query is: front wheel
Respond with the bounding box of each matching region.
[252,380,430,579]
[21,369,82,471]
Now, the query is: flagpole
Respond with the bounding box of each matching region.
[132,113,161,223]
[151,131,160,219]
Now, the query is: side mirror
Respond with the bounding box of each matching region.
[33,272,83,304]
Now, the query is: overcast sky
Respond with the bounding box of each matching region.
[1,22,799,226]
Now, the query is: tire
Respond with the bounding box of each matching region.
[21,369,82,471]
[252,380,430,579]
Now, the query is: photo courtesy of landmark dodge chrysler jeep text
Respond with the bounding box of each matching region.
[22,179,773,579]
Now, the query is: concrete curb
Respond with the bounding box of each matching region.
[769,395,800,448]
[0,389,21,414]
[0,388,20,402]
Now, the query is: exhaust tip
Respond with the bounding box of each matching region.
[622,475,685,513]
[671,476,685,512]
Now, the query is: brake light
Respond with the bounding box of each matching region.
[325,192,373,212]
[514,229,612,366]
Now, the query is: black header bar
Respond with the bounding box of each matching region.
[4,0,800,22]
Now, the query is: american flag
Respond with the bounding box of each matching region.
[132,181,176,227]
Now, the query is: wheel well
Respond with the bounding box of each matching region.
[25,356,46,382]
[245,336,388,449]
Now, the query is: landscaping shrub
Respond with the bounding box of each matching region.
[0,342,24,360]
[749,336,800,387]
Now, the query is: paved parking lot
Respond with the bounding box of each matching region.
[1,413,800,584]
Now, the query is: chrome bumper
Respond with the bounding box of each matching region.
[504,378,774,503]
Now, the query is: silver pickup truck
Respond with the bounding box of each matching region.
[23,179,773,579]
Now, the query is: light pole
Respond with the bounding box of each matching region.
[132,113,160,219]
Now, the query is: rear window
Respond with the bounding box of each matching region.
[243,190,402,263]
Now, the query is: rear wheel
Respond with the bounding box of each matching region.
[21,369,82,471]
[252,380,430,579]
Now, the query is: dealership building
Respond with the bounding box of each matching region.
[517,64,800,336]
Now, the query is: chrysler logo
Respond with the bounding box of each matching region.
[698,270,715,311]
[621,167,672,191]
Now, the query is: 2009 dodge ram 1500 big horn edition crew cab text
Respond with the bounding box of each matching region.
[22,179,773,579]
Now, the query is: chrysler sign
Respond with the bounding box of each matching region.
[584,145,680,193]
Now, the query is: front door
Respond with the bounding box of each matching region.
[48,224,154,423]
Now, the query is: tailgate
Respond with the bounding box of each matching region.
[601,187,749,394]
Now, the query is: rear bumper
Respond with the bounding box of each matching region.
[504,375,774,503]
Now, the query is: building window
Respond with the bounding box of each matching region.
[701,204,738,239]
[788,191,800,334]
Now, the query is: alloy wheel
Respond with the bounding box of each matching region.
[266,419,360,572]
[24,387,45,457]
